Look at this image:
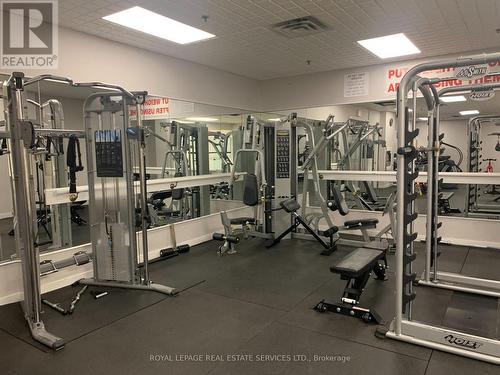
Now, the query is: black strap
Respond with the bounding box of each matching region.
[67,135,84,195]
[45,136,52,161]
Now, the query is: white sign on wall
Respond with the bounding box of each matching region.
[344,72,369,98]
[129,96,170,119]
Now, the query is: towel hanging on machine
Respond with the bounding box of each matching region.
[67,135,84,202]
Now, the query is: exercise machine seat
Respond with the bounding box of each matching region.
[344,218,378,229]
[243,174,259,206]
[279,198,300,213]
[330,248,384,278]
[229,217,256,225]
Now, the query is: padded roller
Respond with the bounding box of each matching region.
[330,186,349,216]
[213,233,225,241]
[343,218,378,229]
[229,217,256,225]
[176,244,190,253]
[225,235,240,244]
[212,233,240,244]
[322,226,339,237]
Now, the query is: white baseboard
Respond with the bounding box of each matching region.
[0,212,13,220]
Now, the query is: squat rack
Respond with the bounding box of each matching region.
[386,51,500,365]
[437,82,500,217]
[416,84,500,297]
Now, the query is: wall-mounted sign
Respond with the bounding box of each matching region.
[129,97,170,119]
[454,64,489,81]
[469,89,495,101]
[344,72,369,97]
[385,62,500,95]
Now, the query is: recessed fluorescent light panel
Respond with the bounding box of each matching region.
[459,110,479,116]
[440,95,467,103]
[418,117,428,121]
[103,6,215,44]
[185,117,219,122]
[357,33,420,59]
[268,118,282,122]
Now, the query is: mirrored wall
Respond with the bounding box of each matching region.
[278,92,500,221]
[0,74,280,263]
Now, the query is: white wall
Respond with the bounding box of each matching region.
[259,48,500,112]
[2,27,262,111]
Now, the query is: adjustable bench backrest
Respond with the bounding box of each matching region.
[243,173,259,206]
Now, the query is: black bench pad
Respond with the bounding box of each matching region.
[230,217,256,225]
[330,248,384,278]
[279,198,301,213]
[344,218,379,229]
[150,190,172,201]
[362,241,389,251]
[158,208,180,216]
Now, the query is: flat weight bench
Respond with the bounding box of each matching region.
[314,247,387,324]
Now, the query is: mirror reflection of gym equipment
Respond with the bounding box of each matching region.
[1,3,500,373]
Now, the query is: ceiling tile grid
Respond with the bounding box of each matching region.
[56,0,500,79]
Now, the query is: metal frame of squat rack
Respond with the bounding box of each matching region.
[385,51,500,365]
[417,83,500,298]
[465,113,500,217]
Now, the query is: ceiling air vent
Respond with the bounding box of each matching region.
[270,16,328,38]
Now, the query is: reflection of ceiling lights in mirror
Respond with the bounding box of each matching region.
[268,118,281,122]
[441,95,467,103]
[418,117,427,121]
[185,117,219,122]
[102,6,215,44]
[459,110,480,116]
[357,33,420,58]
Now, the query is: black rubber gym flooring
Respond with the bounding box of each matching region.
[1,238,500,374]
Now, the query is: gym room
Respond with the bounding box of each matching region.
[1,0,500,374]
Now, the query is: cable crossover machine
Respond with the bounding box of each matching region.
[2,73,177,350]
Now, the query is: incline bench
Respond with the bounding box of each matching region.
[314,245,388,324]
[265,197,339,255]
